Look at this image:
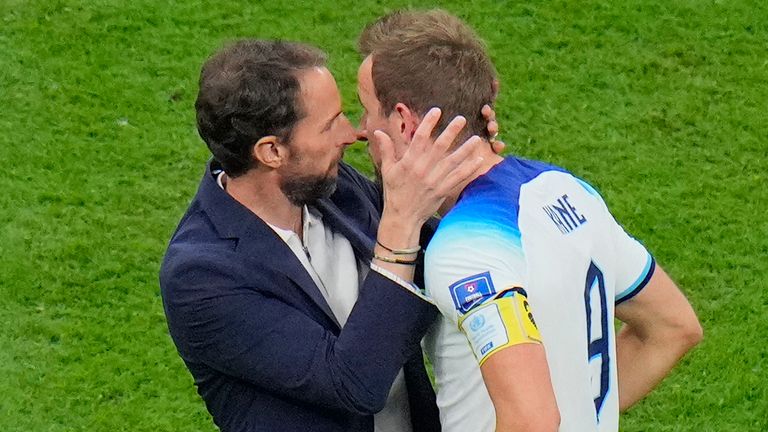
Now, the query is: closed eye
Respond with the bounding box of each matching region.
[322,111,342,132]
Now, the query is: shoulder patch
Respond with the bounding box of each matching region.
[450,272,496,315]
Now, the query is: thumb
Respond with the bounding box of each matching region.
[374,129,395,170]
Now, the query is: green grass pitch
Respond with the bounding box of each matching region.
[1,0,766,430]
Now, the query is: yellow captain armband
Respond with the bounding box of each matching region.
[457,287,542,365]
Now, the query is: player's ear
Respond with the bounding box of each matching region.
[393,102,419,143]
[252,135,286,168]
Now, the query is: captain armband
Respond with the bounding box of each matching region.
[457,287,542,365]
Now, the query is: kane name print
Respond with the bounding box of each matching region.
[543,194,587,234]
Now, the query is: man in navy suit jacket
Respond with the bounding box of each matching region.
[160,40,483,432]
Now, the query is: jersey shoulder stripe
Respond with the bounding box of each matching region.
[430,157,568,252]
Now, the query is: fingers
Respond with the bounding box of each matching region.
[445,135,484,170]
[406,113,467,164]
[437,154,484,194]
[488,120,499,137]
[373,129,394,170]
[482,104,499,140]
[481,104,494,119]
[407,107,442,154]
[429,135,485,191]
[491,139,506,155]
[402,109,468,174]
[434,115,467,150]
[448,154,485,191]
[488,120,499,140]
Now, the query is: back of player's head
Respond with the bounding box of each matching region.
[359,9,498,144]
[195,39,326,177]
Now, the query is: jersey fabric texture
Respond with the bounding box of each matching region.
[424,156,655,432]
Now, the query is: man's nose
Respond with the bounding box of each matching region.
[355,128,368,142]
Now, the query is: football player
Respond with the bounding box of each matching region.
[356,9,703,432]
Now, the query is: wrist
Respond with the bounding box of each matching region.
[373,254,418,266]
[377,239,421,255]
[381,196,429,226]
[377,211,422,251]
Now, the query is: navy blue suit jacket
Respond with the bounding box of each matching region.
[160,161,441,432]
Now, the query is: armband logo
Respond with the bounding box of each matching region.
[469,313,486,331]
[449,272,496,315]
[480,342,494,355]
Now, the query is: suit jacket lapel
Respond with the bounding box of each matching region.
[315,163,382,262]
[315,198,376,262]
[197,161,341,328]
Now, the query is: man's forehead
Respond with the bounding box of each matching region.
[299,66,331,90]
[357,56,374,91]
[298,67,338,100]
[294,66,340,122]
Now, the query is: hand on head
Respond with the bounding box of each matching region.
[482,104,505,155]
[373,107,485,224]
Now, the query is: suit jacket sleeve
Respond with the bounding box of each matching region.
[162,247,437,416]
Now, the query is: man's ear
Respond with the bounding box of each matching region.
[393,102,420,143]
[252,135,286,168]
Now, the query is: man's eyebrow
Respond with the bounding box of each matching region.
[322,111,342,132]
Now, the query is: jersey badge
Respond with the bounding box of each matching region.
[449,272,496,315]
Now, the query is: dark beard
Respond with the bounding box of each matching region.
[279,174,337,206]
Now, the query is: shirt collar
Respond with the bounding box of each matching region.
[215,170,323,241]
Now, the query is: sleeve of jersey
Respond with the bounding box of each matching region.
[575,177,656,305]
[611,216,656,305]
[425,230,542,365]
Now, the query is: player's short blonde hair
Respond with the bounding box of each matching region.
[358,9,498,143]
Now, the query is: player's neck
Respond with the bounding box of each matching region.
[437,144,503,216]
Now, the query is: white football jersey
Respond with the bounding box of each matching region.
[424,157,655,432]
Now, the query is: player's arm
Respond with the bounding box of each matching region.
[461,290,560,432]
[590,183,703,412]
[614,264,703,411]
[481,345,560,432]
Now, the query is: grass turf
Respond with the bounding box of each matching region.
[1,0,766,430]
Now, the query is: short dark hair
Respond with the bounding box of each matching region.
[195,40,326,177]
[359,10,497,144]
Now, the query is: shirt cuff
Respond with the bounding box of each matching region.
[370,263,434,304]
